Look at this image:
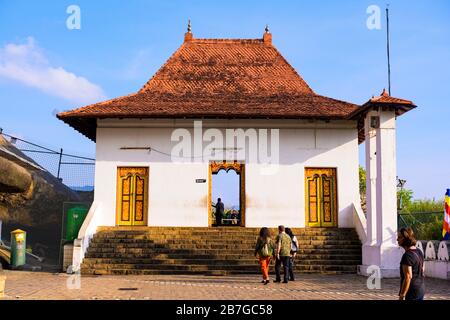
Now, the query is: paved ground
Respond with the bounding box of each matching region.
[1,271,449,300]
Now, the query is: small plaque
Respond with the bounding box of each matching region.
[195,179,206,183]
[370,116,380,128]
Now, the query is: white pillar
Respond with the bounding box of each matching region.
[365,111,377,246]
[359,108,403,278]
[376,110,403,274]
[361,110,380,268]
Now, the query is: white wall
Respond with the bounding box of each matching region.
[93,119,360,228]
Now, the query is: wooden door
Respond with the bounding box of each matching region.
[305,168,337,227]
[116,167,148,226]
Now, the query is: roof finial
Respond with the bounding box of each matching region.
[184,19,193,42]
[263,24,272,45]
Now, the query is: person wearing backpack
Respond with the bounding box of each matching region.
[397,227,425,300]
[254,227,274,285]
[285,228,299,281]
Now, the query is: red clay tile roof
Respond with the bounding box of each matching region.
[57,32,362,141]
[352,89,417,144]
[369,88,414,105]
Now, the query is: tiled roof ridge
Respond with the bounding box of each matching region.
[269,44,314,94]
[138,36,313,94]
[369,88,413,105]
[189,38,264,43]
[139,42,187,93]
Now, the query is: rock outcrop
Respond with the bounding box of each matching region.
[0,135,91,264]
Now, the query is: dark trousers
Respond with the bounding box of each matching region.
[288,256,295,280]
[215,214,222,226]
[275,256,290,282]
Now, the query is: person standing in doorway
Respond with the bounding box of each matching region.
[397,227,425,300]
[254,227,274,285]
[274,225,292,283]
[285,227,299,281]
[213,198,224,226]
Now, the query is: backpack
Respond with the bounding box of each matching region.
[260,240,271,257]
[291,236,298,252]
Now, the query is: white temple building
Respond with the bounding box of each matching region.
[58,27,416,277]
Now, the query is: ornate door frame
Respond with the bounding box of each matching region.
[116,167,149,226]
[305,168,338,227]
[208,161,245,227]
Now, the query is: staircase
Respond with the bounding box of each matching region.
[81,227,362,275]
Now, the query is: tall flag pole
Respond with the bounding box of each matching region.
[443,189,450,240]
[386,4,391,95]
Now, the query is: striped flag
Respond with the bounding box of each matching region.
[443,189,450,240]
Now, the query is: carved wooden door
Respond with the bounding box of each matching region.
[305,168,337,227]
[116,167,148,226]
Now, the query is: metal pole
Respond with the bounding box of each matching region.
[57,148,63,179]
[386,5,391,95]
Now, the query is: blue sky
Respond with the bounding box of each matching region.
[0,0,449,199]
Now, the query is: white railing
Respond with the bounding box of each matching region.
[70,201,101,272]
[352,202,367,244]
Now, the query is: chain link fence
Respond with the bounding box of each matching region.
[398,212,443,240]
[0,128,94,190]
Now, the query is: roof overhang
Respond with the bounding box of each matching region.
[351,100,417,144]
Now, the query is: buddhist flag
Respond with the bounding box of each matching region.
[443,189,450,240]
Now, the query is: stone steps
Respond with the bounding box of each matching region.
[86,246,361,256]
[82,258,362,266]
[81,227,362,275]
[84,253,362,260]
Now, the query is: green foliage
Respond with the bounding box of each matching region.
[397,189,413,212]
[359,166,366,195]
[414,215,443,240]
[399,212,443,240]
[406,199,444,213]
[358,166,444,240]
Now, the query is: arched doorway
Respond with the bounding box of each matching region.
[208,161,245,227]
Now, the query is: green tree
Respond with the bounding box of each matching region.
[359,166,366,196]
[397,188,413,213]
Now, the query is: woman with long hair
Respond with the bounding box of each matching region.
[397,227,425,300]
[285,227,299,281]
[254,227,274,285]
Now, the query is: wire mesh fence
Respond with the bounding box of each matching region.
[398,212,443,240]
[0,128,95,191]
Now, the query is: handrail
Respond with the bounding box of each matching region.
[71,202,101,271]
[352,203,367,244]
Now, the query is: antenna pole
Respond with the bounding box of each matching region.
[386,5,391,95]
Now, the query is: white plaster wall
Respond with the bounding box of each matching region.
[94,119,360,228]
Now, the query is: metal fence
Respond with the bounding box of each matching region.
[0,128,95,190]
[398,212,443,240]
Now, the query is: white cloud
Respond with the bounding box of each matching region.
[0,37,106,104]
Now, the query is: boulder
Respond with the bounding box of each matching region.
[0,157,32,193]
[0,135,90,265]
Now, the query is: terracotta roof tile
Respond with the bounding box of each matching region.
[369,88,413,105]
[58,33,361,141]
